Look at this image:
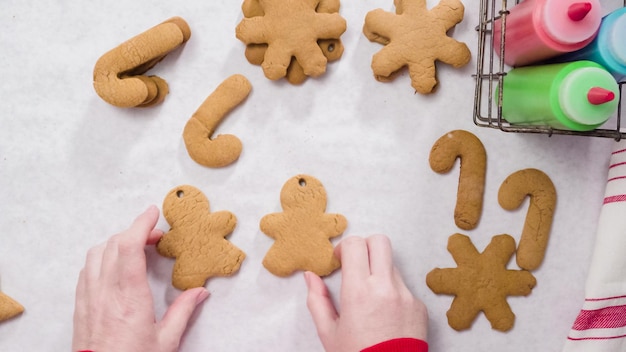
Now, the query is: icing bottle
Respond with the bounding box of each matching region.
[493,0,602,67]
[549,7,626,82]
[498,61,620,131]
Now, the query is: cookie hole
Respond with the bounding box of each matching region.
[298,178,307,187]
[176,190,184,198]
[327,43,335,53]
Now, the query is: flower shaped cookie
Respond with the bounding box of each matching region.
[240,0,345,84]
[426,234,537,331]
[363,0,471,93]
[236,0,347,80]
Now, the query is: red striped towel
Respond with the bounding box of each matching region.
[563,144,626,351]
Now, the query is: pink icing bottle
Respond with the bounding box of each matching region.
[493,0,602,67]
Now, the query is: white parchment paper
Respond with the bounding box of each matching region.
[1,0,623,351]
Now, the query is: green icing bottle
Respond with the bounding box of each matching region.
[498,61,619,131]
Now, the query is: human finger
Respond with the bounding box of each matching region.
[304,271,339,345]
[73,268,89,314]
[335,236,370,283]
[158,287,210,351]
[73,243,105,351]
[116,206,160,285]
[118,205,161,250]
[365,235,394,278]
[99,236,121,287]
[72,269,89,350]
[147,228,164,245]
[83,242,106,289]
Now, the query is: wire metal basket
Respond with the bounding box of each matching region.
[473,0,626,139]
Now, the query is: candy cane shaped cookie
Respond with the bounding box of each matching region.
[429,130,487,230]
[183,74,252,168]
[498,168,556,271]
[93,17,191,108]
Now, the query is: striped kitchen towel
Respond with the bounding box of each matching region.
[563,142,626,352]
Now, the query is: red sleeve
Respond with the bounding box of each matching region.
[361,338,428,352]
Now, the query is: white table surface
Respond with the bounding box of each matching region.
[1,0,623,351]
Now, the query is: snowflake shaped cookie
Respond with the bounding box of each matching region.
[240,0,345,84]
[363,0,471,93]
[236,0,347,80]
[426,234,536,331]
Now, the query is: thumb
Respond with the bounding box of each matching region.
[304,271,338,344]
[158,287,209,350]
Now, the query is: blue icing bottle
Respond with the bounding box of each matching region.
[550,7,626,82]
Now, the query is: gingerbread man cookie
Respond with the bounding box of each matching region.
[241,0,345,84]
[426,234,537,331]
[236,0,347,80]
[260,174,347,277]
[156,185,245,290]
[0,291,23,323]
[363,0,471,93]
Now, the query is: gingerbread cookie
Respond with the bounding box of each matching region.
[363,0,471,93]
[426,234,537,331]
[429,130,487,231]
[498,168,556,271]
[260,175,347,277]
[93,17,191,107]
[183,74,252,168]
[236,0,347,81]
[241,0,345,84]
[0,291,24,323]
[156,185,245,290]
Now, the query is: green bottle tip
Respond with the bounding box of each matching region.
[587,87,616,105]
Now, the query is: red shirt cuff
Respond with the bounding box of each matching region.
[361,338,429,352]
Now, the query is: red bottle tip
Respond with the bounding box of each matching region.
[568,2,593,21]
[587,87,615,105]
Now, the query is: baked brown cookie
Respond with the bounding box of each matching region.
[236,0,347,81]
[426,233,537,331]
[93,17,191,107]
[260,174,347,277]
[241,0,345,84]
[363,0,471,93]
[157,185,245,290]
[183,74,252,168]
[498,168,556,271]
[0,291,23,323]
[429,130,487,231]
